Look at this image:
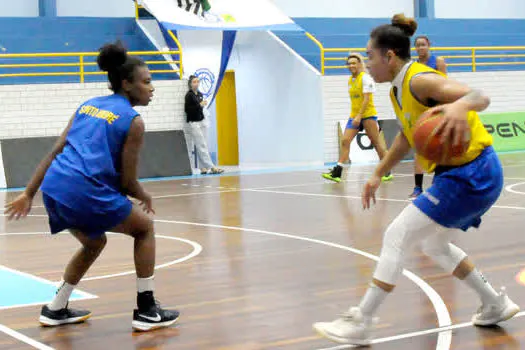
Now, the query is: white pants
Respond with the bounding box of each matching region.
[184,120,214,170]
[373,204,467,285]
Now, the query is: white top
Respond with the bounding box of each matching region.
[361,73,376,94]
[391,61,413,108]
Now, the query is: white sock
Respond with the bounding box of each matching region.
[463,269,499,305]
[358,284,389,319]
[137,276,155,293]
[48,280,75,311]
[337,162,344,167]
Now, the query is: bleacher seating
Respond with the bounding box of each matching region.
[275,18,525,74]
[0,18,177,84]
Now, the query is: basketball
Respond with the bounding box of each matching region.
[413,110,470,163]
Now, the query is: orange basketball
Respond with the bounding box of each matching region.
[413,110,470,163]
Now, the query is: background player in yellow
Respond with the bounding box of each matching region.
[322,53,392,183]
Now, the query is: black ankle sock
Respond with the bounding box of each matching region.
[137,291,155,311]
[415,174,423,188]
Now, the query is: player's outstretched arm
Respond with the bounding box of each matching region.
[362,132,411,209]
[5,115,74,220]
[26,115,74,199]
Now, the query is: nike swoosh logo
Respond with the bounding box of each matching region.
[139,313,161,322]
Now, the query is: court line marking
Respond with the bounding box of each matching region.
[0,229,200,349]
[0,324,54,350]
[81,234,202,282]
[18,175,408,207]
[151,179,365,200]
[0,264,97,307]
[317,311,525,350]
[245,189,525,210]
[154,219,452,350]
[505,181,525,195]
[17,172,524,208]
[0,232,202,283]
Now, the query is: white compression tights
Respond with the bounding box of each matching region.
[373,204,467,285]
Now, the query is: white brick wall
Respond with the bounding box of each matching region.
[0,80,186,139]
[322,70,525,163]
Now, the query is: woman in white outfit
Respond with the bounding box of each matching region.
[184,75,223,175]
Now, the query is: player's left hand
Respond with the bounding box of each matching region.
[362,174,381,209]
[430,102,469,147]
[5,192,33,221]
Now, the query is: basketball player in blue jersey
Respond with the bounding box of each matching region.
[410,35,448,199]
[5,42,179,332]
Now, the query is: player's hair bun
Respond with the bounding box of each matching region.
[391,13,418,37]
[97,41,128,72]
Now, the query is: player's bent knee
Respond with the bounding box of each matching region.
[134,218,154,240]
[420,239,448,258]
[84,235,107,255]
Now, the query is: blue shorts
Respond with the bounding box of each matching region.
[413,146,502,231]
[346,116,378,131]
[43,193,133,239]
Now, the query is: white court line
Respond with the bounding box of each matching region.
[247,189,409,203]
[0,324,54,350]
[246,189,525,210]
[317,311,525,350]
[505,181,525,195]
[81,234,202,282]
[152,179,365,200]
[0,232,202,283]
[155,219,452,350]
[153,189,239,199]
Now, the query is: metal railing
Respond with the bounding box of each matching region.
[305,32,525,75]
[0,49,183,83]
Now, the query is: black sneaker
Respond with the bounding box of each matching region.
[322,165,343,183]
[132,305,179,332]
[133,292,179,332]
[39,305,92,327]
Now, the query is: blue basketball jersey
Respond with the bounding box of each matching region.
[419,54,438,70]
[41,94,138,214]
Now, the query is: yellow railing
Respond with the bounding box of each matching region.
[0,49,183,83]
[305,32,525,75]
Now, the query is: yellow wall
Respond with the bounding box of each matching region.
[215,71,239,165]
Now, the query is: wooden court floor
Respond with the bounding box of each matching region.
[1,154,525,350]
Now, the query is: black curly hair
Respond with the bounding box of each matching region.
[97,41,146,92]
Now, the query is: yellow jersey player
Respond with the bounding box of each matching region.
[323,53,392,183]
[313,14,519,346]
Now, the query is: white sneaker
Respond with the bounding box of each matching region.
[472,287,520,326]
[202,11,221,23]
[313,307,372,345]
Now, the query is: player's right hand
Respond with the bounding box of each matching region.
[362,175,381,209]
[352,116,362,128]
[5,192,33,221]
[139,192,155,215]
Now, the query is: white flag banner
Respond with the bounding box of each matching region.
[141,0,302,31]
[177,30,232,104]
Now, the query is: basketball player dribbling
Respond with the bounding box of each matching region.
[6,42,179,332]
[313,14,520,346]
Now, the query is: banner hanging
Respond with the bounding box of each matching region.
[141,0,303,31]
[176,30,236,107]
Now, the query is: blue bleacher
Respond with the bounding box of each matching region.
[0,18,178,84]
[275,18,525,74]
